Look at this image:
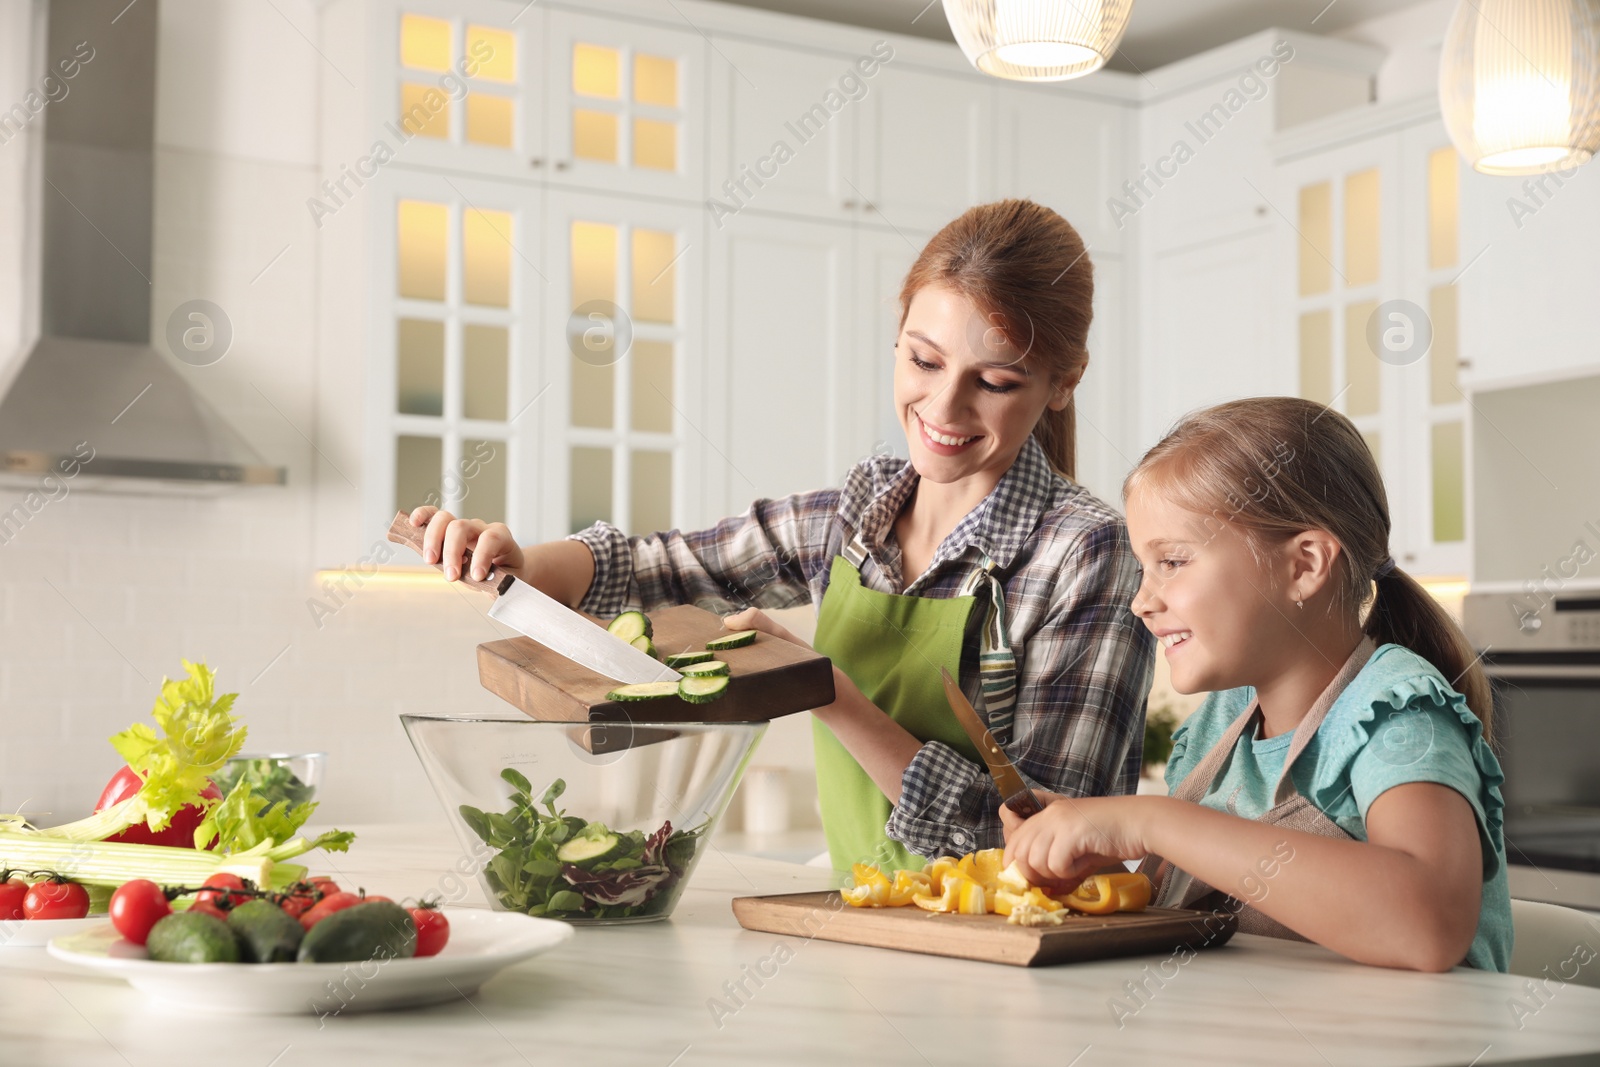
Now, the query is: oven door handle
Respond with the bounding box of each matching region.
[1487,664,1600,680]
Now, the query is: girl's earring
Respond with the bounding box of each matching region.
[1296,599,1304,609]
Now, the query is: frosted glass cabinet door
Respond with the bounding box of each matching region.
[379,0,545,181]
[544,11,706,200]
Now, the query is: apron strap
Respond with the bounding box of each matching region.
[841,531,870,570]
[957,554,1018,746]
[1269,635,1377,807]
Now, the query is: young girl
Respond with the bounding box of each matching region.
[1000,397,1511,972]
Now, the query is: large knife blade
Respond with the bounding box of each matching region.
[939,666,1042,818]
[487,574,680,684]
[385,511,678,685]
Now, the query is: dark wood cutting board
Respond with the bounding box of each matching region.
[731,891,1237,967]
[477,603,836,725]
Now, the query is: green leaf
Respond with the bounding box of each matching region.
[500,767,533,795]
[547,890,585,913]
[523,857,561,881]
[539,778,567,816]
[458,805,493,843]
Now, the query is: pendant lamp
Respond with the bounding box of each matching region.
[942,0,1135,81]
[1439,0,1600,174]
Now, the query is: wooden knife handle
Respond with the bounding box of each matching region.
[385,511,502,594]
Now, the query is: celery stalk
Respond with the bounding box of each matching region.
[0,830,278,890]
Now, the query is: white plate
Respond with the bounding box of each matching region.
[1,916,106,948]
[46,908,573,1015]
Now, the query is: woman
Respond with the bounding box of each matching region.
[413,199,1155,873]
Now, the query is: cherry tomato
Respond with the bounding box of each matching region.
[109,880,171,945]
[0,875,26,921]
[187,898,229,921]
[194,873,250,912]
[410,904,450,957]
[277,884,317,921]
[361,894,392,905]
[299,891,363,930]
[23,879,90,920]
[309,876,341,897]
[95,766,222,848]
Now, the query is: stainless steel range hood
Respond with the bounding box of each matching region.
[0,0,286,492]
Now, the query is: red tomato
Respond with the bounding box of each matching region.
[309,876,341,897]
[361,895,392,904]
[410,905,449,957]
[277,885,316,921]
[186,898,229,921]
[0,876,26,921]
[109,880,171,945]
[194,873,250,911]
[23,880,90,920]
[95,766,222,848]
[299,891,362,930]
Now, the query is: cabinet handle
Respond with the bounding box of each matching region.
[1458,359,1473,369]
[1404,552,1417,563]
[863,202,876,213]
[555,160,570,171]
[530,157,544,168]
[842,199,857,209]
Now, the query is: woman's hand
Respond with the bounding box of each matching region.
[410,505,528,584]
[722,606,867,726]
[999,795,1151,888]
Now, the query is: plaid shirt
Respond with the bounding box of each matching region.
[569,434,1156,858]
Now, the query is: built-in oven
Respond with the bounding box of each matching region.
[1463,591,1600,910]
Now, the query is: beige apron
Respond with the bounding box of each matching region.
[1137,636,1376,939]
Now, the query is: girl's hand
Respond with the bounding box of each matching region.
[999,795,1149,888]
[410,505,528,584]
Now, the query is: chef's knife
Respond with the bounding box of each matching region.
[939,666,1043,818]
[385,512,679,685]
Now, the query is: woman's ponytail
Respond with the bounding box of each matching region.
[1365,567,1494,742]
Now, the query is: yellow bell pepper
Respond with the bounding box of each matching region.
[887,869,931,907]
[1059,872,1152,915]
[958,848,1006,890]
[843,862,892,908]
[923,856,964,895]
[912,873,991,914]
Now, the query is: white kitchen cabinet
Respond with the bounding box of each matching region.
[854,227,927,461]
[537,190,709,542]
[1458,149,1600,391]
[1275,109,1468,578]
[707,37,865,224]
[993,86,1134,255]
[706,211,862,515]
[855,63,993,233]
[361,168,544,541]
[542,11,707,202]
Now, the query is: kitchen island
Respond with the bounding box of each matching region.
[2,823,1598,1066]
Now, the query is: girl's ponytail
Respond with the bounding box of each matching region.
[1366,566,1494,742]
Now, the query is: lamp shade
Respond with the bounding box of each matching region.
[942,0,1134,81]
[1439,0,1600,175]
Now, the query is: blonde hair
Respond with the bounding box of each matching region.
[899,200,1092,481]
[1124,397,1492,740]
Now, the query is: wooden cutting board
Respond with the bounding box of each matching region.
[478,603,836,726]
[731,891,1238,967]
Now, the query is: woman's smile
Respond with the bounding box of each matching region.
[913,409,983,454]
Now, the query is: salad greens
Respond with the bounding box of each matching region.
[460,770,706,921]
[214,758,317,812]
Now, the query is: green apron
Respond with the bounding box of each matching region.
[811,536,995,874]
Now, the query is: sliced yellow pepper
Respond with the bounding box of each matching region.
[958,848,1006,890]
[887,869,931,907]
[923,856,964,895]
[843,862,892,908]
[1059,872,1151,915]
[995,860,1031,893]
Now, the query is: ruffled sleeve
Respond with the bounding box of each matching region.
[1311,645,1506,881]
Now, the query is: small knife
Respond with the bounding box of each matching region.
[385,512,679,685]
[939,666,1043,818]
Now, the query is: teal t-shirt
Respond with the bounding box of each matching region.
[1164,642,1512,972]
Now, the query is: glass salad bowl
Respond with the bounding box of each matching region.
[213,752,326,808]
[401,716,766,925]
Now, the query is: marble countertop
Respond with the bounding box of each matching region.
[3,823,1599,1066]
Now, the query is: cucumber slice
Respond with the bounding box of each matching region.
[677,674,730,704]
[663,649,716,667]
[556,825,621,865]
[607,611,652,643]
[630,635,658,659]
[705,629,757,650]
[605,681,681,702]
[676,659,729,677]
